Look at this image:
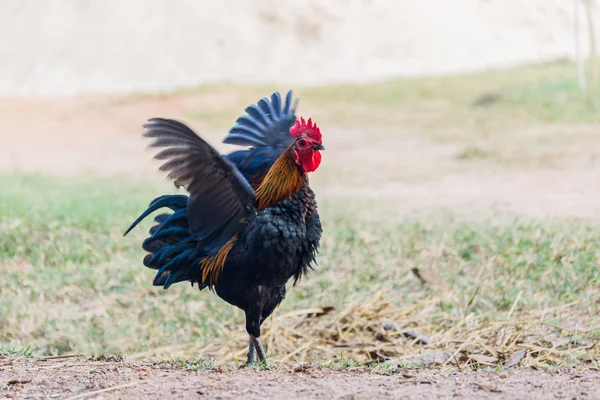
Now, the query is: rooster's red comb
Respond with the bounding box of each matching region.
[290,117,322,143]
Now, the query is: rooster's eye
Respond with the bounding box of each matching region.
[299,139,306,147]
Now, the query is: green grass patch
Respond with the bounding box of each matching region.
[0,345,34,357]
[1,174,599,368]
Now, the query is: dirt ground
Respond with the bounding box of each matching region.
[2,94,600,398]
[1,355,599,400]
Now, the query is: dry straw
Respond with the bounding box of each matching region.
[131,291,600,369]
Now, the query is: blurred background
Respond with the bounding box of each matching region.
[0,0,595,95]
[1,0,599,367]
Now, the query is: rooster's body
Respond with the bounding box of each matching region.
[125,91,324,362]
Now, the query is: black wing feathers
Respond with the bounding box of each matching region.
[144,118,256,253]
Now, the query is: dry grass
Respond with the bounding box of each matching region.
[132,221,600,369]
[197,294,598,370]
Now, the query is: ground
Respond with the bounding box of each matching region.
[1,63,600,398]
[2,355,600,399]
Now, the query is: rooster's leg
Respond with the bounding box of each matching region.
[250,335,267,362]
[245,309,267,363]
[246,337,256,364]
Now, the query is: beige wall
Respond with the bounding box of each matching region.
[0,0,597,96]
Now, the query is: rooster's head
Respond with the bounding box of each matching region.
[290,117,324,173]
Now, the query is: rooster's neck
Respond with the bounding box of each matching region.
[255,149,305,211]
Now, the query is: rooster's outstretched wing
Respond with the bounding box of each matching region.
[132,118,256,253]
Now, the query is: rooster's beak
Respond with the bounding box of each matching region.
[313,143,325,151]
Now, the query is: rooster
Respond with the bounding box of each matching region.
[124,91,324,363]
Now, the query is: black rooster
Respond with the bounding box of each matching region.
[125,91,324,363]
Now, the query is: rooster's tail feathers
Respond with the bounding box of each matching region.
[125,194,207,290]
